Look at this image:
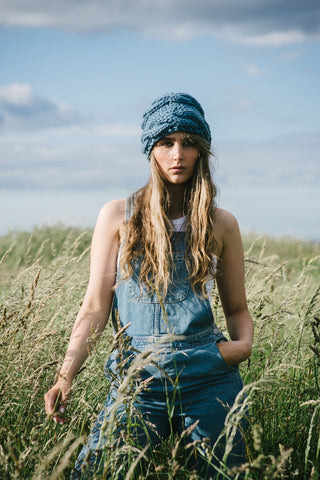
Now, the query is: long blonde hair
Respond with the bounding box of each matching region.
[119,133,218,298]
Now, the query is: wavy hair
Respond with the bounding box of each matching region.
[119,133,218,298]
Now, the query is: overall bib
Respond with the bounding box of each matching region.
[72,198,247,479]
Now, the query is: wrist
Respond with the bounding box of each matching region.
[55,371,73,386]
[237,339,252,360]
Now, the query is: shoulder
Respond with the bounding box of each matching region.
[215,208,240,234]
[95,199,126,237]
[214,208,242,254]
[99,198,126,220]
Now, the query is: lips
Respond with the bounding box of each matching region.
[171,166,185,172]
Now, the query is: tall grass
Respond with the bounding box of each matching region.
[0,226,319,479]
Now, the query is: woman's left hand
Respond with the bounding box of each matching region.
[217,340,252,367]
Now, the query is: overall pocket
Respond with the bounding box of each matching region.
[128,253,189,304]
[213,340,238,371]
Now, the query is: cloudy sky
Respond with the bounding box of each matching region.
[0,0,319,240]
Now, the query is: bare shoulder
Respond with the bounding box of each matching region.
[99,198,125,216]
[95,199,126,238]
[214,208,241,253]
[215,208,239,234]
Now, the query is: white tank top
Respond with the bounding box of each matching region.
[171,216,187,232]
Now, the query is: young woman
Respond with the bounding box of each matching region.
[45,93,253,478]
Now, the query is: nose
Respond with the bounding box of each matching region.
[172,142,183,162]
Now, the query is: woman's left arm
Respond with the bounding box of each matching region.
[215,210,254,366]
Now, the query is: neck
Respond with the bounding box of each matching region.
[167,183,186,219]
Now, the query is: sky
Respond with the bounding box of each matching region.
[0,0,319,241]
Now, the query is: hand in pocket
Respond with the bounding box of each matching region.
[217,340,250,367]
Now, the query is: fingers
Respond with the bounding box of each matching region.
[53,406,69,425]
[55,397,69,425]
[44,388,59,415]
[44,383,71,425]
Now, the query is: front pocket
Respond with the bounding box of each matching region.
[213,341,238,371]
[128,255,189,304]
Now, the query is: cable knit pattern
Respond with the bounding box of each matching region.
[141,92,211,159]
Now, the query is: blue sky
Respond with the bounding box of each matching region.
[0,0,319,240]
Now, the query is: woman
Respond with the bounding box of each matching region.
[45,92,253,478]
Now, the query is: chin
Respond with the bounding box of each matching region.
[170,179,190,186]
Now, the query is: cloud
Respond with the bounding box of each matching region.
[0,133,147,191]
[240,30,308,46]
[1,126,318,194]
[281,49,303,61]
[0,83,79,131]
[244,64,267,76]
[58,123,140,137]
[219,98,258,112]
[0,85,145,190]
[0,84,143,136]
[0,0,320,45]
[215,133,320,187]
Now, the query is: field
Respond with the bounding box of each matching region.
[0,226,319,479]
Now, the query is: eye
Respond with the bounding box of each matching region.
[158,139,173,148]
[182,138,196,148]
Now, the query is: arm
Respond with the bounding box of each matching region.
[44,199,125,423]
[215,210,253,366]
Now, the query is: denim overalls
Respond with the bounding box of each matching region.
[72,197,247,479]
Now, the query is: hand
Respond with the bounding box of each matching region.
[44,381,71,425]
[217,340,252,367]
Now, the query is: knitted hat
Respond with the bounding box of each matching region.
[141,92,211,159]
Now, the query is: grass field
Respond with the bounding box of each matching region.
[0,226,319,479]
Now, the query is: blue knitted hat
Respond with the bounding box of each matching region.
[141,92,211,159]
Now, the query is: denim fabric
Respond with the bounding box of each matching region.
[71,205,247,479]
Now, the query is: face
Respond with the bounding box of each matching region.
[152,132,199,185]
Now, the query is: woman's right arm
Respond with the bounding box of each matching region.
[44,199,125,423]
